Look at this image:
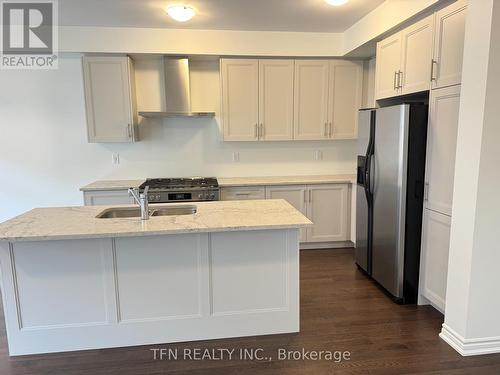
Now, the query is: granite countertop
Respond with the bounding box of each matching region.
[80,174,356,191]
[80,180,145,191]
[0,200,312,242]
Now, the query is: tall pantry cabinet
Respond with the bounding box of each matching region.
[418,0,467,313]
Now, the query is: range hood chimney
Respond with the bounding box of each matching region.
[138,57,215,118]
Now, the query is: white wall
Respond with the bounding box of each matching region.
[441,0,500,355]
[61,27,344,57]
[0,54,357,222]
[362,57,376,108]
[342,0,441,55]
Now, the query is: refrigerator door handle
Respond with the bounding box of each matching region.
[365,110,376,196]
[364,155,371,195]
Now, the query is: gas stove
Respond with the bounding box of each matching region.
[139,177,219,203]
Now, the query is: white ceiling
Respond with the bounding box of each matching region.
[59,0,385,33]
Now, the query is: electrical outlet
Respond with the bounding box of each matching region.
[112,153,120,165]
[314,150,323,161]
[232,152,240,162]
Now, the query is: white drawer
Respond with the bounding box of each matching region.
[220,187,266,201]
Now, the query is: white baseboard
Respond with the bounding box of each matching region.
[440,324,500,356]
[300,241,354,250]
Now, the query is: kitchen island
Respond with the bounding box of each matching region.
[0,200,311,355]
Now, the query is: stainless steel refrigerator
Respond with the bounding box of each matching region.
[355,104,428,303]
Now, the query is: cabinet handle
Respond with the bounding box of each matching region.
[309,190,312,203]
[260,123,264,138]
[398,70,403,89]
[393,71,398,90]
[424,182,429,201]
[127,124,132,138]
[235,193,251,196]
[324,123,328,137]
[430,59,438,82]
[254,123,259,139]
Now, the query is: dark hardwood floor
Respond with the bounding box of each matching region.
[1,248,500,374]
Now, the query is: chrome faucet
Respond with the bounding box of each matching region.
[128,186,150,220]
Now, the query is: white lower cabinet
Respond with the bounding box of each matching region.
[83,190,134,206]
[306,184,349,242]
[265,185,307,242]
[419,209,451,313]
[220,186,266,201]
[265,184,350,244]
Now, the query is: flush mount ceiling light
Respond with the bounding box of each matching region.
[166,4,196,22]
[325,0,349,6]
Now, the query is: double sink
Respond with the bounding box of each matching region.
[96,205,197,219]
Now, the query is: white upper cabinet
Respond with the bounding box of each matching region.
[259,60,294,140]
[432,0,467,89]
[328,60,363,139]
[375,3,466,100]
[293,60,330,140]
[400,14,435,95]
[375,33,403,100]
[221,59,259,141]
[82,55,138,143]
[221,58,362,141]
[425,85,461,216]
[306,184,349,242]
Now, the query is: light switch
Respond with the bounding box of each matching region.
[232,152,240,162]
[112,153,120,165]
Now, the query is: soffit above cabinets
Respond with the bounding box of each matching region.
[59,0,385,33]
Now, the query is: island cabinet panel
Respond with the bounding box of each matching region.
[0,229,299,355]
[7,239,114,329]
[114,235,208,322]
[210,230,293,315]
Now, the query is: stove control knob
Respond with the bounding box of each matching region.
[198,193,204,199]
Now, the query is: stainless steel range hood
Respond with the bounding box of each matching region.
[138,57,215,118]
